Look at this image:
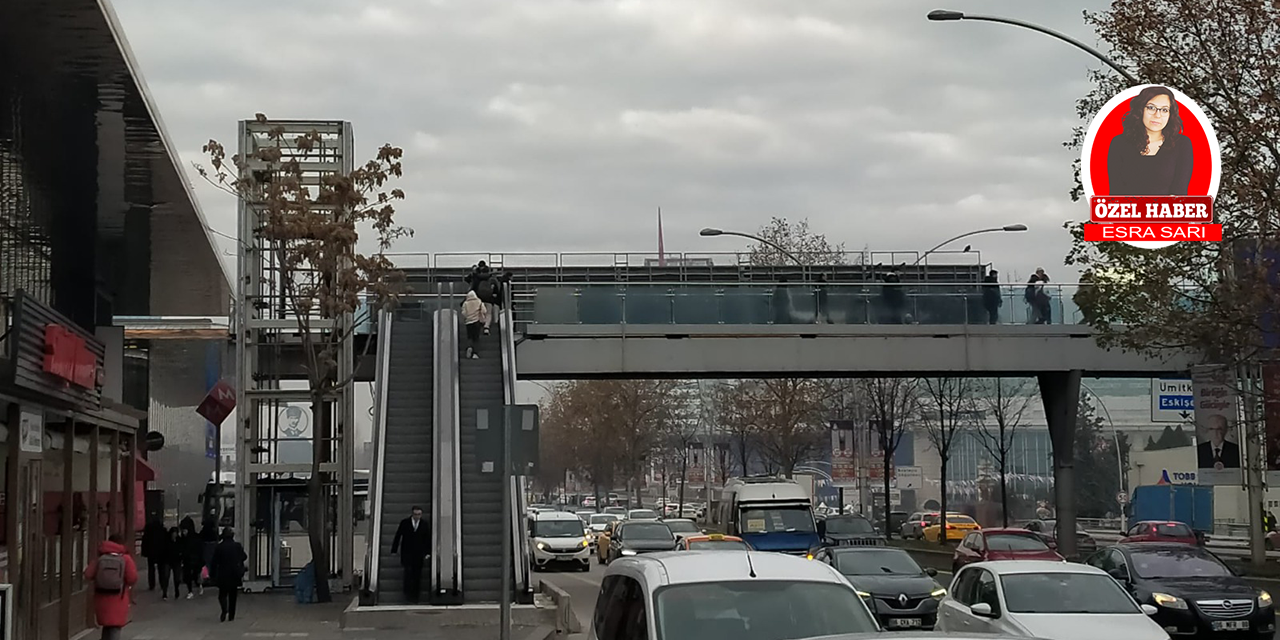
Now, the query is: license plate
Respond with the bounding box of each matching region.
[1212,621,1250,631]
[888,618,922,628]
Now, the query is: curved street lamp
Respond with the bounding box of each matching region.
[699,227,806,266]
[913,224,1028,265]
[1080,382,1127,520]
[926,9,1139,85]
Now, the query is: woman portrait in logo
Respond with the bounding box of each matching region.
[1105,85,1194,196]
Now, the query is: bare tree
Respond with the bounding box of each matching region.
[858,377,922,535]
[974,378,1038,527]
[717,379,832,478]
[920,377,977,543]
[198,115,409,603]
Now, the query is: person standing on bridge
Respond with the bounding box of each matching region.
[465,261,491,292]
[878,268,905,324]
[461,290,491,359]
[391,506,431,604]
[981,269,1002,324]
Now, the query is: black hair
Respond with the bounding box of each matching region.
[108,533,124,544]
[411,505,423,513]
[1121,85,1184,155]
[221,527,235,540]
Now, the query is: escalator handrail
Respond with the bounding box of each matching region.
[432,306,464,596]
[365,308,394,597]
[498,285,531,595]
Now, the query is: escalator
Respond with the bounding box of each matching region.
[457,314,507,603]
[367,306,437,604]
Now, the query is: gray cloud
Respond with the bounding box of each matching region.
[113,0,1113,281]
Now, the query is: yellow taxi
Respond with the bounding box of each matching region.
[922,514,980,542]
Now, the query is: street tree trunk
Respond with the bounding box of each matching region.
[308,394,333,603]
[882,451,893,537]
[999,458,1009,528]
[678,452,688,513]
[938,457,949,547]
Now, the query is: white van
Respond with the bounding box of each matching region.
[529,510,591,572]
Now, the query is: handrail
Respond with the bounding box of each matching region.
[363,308,394,601]
[432,307,464,599]
[498,283,531,597]
[382,249,986,269]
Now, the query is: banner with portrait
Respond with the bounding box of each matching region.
[686,443,705,485]
[1264,364,1280,486]
[1192,365,1242,485]
[830,420,857,488]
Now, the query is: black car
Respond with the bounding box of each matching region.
[1086,543,1276,639]
[605,521,678,563]
[818,515,886,547]
[812,546,946,631]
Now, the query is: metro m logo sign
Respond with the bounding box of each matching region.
[197,379,237,426]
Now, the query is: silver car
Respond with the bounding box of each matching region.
[936,560,1166,640]
[589,550,880,639]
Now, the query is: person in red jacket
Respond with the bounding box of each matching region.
[84,534,139,640]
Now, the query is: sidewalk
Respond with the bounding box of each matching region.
[111,587,547,640]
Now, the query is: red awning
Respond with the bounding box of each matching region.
[135,456,157,482]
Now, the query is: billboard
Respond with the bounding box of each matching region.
[830,420,857,487]
[1192,365,1242,485]
[686,443,705,485]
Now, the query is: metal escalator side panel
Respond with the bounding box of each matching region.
[432,308,463,598]
[364,309,394,600]
[498,292,531,598]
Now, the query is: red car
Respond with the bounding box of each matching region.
[951,528,1064,572]
[1120,520,1205,545]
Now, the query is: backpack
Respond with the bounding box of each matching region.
[94,553,126,593]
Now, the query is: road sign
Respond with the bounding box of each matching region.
[1151,377,1194,423]
[895,466,923,490]
[196,379,237,426]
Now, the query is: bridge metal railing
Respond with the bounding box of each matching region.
[385,250,984,270]
[507,282,1104,328]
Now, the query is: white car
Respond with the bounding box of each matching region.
[529,510,591,572]
[625,508,661,521]
[936,560,1166,640]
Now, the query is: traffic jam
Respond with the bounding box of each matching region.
[534,478,1274,640]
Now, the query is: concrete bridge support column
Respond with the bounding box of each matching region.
[1039,370,1082,558]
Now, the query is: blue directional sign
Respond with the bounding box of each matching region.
[1151,377,1194,423]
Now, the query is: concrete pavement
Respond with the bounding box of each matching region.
[537,564,606,638]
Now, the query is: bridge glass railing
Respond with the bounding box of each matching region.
[511,283,1092,326]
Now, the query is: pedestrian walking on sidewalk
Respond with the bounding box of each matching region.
[210,528,248,622]
[85,534,139,640]
[178,519,203,599]
[160,527,184,600]
[391,506,431,604]
[461,290,491,359]
[141,519,166,591]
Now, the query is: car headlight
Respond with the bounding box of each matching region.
[536,542,546,550]
[1260,590,1273,607]
[931,588,947,598]
[621,549,637,556]
[581,539,590,548]
[856,591,871,598]
[1152,592,1188,610]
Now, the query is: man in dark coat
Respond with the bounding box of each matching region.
[210,528,248,622]
[140,519,166,590]
[390,505,431,603]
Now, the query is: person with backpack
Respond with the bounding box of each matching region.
[84,533,138,640]
[460,290,491,359]
[210,527,248,622]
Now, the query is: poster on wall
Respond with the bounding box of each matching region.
[830,420,857,488]
[18,411,42,454]
[1192,365,1242,485]
[1264,364,1280,486]
[686,443,705,485]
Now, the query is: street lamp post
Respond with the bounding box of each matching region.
[926,10,1139,85]
[913,224,1028,266]
[700,228,806,266]
[1080,382,1126,522]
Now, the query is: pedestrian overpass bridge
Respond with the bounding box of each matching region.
[355,253,1193,612]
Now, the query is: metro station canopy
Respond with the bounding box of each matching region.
[0,0,229,324]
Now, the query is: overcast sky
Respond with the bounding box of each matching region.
[111,0,1113,282]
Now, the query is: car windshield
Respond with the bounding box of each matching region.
[666,520,700,534]
[834,548,923,576]
[688,540,750,551]
[622,523,675,541]
[948,516,976,525]
[629,510,659,520]
[654,580,878,640]
[1150,522,1195,537]
[1001,573,1141,614]
[533,520,585,538]
[739,507,816,534]
[1130,549,1231,579]
[986,533,1050,552]
[590,514,618,525]
[605,507,626,515]
[824,517,875,535]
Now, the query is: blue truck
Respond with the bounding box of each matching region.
[1126,484,1214,532]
